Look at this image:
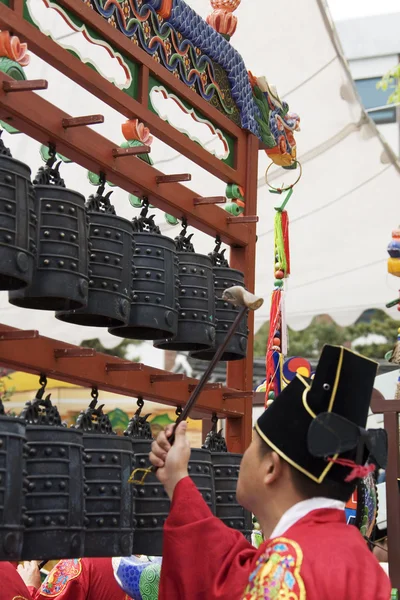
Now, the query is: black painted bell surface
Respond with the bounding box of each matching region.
[109,204,178,340]
[19,387,85,560]
[0,399,26,560]
[9,156,89,311]
[154,229,216,352]
[126,403,215,556]
[192,243,248,361]
[74,399,134,557]
[56,188,133,327]
[0,134,36,291]
[203,418,252,540]
[130,445,215,556]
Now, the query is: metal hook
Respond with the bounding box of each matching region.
[135,396,144,415]
[175,405,182,417]
[91,386,99,401]
[39,374,47,388]
[97,172,106,196]
[140,197,150,218]
[46,143,57,168]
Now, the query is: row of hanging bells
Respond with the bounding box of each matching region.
[0,382,251,561]
[0,137,248,360]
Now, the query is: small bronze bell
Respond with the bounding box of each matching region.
[19,377,85,560]
[0,132,36,291]
[56,182,134,327]
[203,415,252,540]
[109,200,179,340]
[74,390,134,557]
[9,146,89,311]
[125,399,168,557]
[0,397,26,560]
[192,240,248,361]
[154,224,216,352]
[127,404,215,556]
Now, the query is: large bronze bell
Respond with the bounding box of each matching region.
[74,392,134,557]
[0,398,26,560]
[127,403,215,556]
[203,416,252,540]
[109,200,179,340]
[154,225,216,352]
[0,133,36,291]
[56,183,134,327]
[9,148,89,311]
[19,379,85,560]
[192,240,248,361]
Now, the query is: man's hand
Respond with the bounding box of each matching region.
[17,561,41,590]
[149,421,190,499]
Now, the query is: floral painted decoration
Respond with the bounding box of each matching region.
[0,30,30,67]
[122,119,153,146]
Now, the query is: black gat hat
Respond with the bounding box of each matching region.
[256,345,378,483]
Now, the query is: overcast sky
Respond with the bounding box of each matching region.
[328,0,399,20]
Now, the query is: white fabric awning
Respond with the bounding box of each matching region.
[0,0,399,350]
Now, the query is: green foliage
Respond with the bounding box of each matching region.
[377,65,400,104]
[254,310,400,360]
[80,338,140,361]
[0,368,15,402]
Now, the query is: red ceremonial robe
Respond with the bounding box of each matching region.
[32,558,132,600]
[159,477,392,600]
[2,562,32,600]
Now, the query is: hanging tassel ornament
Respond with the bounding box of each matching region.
[265,187,294,408]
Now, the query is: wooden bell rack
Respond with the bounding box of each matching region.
[0,0,261,452]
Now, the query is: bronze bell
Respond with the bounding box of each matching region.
[125,399,167,557]
[127,403,215,556]
[56,183,133,327]
[74,391,134,557]
[109,200,179,341]
[0,397,26,560]
[203,415,252,540]
[19,378,85,560]
[154,224,216,352]
[9,147,89,311]
[192,239,248,361]
[0,133,36,291]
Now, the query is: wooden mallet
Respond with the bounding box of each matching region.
[129,286,264,484]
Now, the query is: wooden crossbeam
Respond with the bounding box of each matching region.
[0,324,246,418]
[0,71,249,246]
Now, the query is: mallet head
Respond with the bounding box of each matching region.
[222,286,264,311]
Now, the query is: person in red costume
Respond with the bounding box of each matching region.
[17,558,132,600]
[2,561,33,600]
[149,345,392,600]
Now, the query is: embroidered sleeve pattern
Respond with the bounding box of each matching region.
[243,537,306,600]
[39,559,82,597]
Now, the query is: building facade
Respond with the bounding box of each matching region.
[336,12,400,154]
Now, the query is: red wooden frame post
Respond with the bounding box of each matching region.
[371,396,400,587]
[225,134,259,453]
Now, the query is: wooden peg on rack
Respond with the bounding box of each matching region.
[226,216,259,224]
[112,146,151,157]
[2,80,48,93]
[0,329,38,340]
[156,174,191,184]
[106,362,144,372]
[54,348,96,359]
[193,196,226,206]
[150,373,186,383]
[62,115,104,129]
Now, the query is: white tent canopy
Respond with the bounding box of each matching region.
[0,0,399,353]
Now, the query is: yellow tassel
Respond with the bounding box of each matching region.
[128,467,152,485]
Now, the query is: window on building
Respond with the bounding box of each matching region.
[355,77,397,125]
